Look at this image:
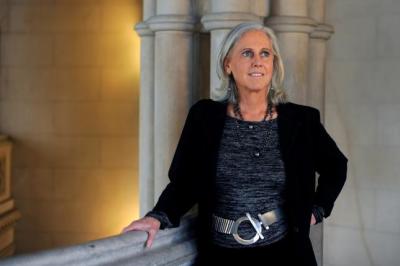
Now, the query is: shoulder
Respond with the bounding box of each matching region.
[189,99,226,116]
[191,98,226,109]
[278,102,319,114]
[278,102,320,121]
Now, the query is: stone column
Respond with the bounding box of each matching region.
[201,0,262,99]
[307,1,334,265]
[266,1,324,265]
[135,0,156,216]
[147,0,196,201]
[308,0,334,120]
[266,0,316,105]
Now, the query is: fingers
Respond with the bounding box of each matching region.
[310,213,316,225]
[121,221,140,234]
[121,217,161,248]
[121,224,135,234]
[121,220,147,233]
[146,229,157,248]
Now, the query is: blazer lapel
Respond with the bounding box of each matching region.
[208,101,228,158]
[276,103,303,221]
[207,101,302,166]
[276,103,302,167]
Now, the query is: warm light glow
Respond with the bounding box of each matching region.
[100,2,142,234]
[8,0,143,253]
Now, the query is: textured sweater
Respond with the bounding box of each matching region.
[211,115,289,248]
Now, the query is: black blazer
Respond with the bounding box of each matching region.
[153,99,347,265]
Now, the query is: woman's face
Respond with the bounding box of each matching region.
[224,30,274,94]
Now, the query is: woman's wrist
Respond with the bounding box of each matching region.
[145,210,173,229]
[311,205,325,224]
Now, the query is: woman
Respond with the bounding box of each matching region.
[122,22,347,265]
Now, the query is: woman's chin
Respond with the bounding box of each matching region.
[241,86,269,93]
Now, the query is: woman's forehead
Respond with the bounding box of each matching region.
[235,30,272,48]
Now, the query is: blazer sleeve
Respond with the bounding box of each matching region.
[151,102,202,227]
[312,109,348,218]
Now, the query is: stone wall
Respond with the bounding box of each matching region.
[325,1,400,265]
[0,0,142,254]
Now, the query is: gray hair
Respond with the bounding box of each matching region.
[215,22,287,105]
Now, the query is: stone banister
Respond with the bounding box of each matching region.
[0,216,198,266]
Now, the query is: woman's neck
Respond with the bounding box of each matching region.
[236,90,269,121]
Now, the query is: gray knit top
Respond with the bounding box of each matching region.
[212,115,289,248]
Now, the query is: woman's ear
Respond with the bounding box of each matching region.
[224,59,231,75]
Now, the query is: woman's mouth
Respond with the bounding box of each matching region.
[248,72,264,77]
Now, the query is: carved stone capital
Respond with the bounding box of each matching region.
[147,15,196,32]
[310,23,334,40]
[265,16,317,34]
[201,12,262,32]
[135,22,154,37]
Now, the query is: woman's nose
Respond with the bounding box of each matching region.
[252,56,262,67]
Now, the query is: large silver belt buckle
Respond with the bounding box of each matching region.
[232,213,264,245]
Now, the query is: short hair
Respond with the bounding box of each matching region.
[215,22,287,105]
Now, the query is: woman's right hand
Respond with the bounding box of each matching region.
[121,216,161,248]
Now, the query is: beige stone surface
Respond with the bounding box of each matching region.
[0,68,101,102]
[324,226,371,266]
[12,168,54,200]
[100,138,137,168]
[0,102,54,134]
[325,0,400,265]
[54,35,103,67]
[8,5,101,33]
[10,136,101,168]
[14,230,53,254]
[101,68,138,101]
[53,103,137,136]
[1,34,53,66]
[0,0,142,254]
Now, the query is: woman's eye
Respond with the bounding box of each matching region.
[242,50,253,57]
[261,51,271,57]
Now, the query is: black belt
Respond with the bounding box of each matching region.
[212,208,285,245]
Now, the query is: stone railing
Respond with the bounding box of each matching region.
[0,216,197,266]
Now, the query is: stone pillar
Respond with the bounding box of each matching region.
[307,1,334,265]
[201,0,262,99]
[135,0,156,216]
[147,0,196,200]
[266,1,325,265]
[308,0,334,120]
[266,0,316,105]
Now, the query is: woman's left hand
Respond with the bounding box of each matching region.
[310,214,316,225]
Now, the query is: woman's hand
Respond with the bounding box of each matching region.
[121,216,161,248]
[310,213,317,225]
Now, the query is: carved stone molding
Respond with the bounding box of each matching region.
[310,23,334,40]
[135,22,154,37]
[265,15,317,33]
[201,12,262,32]
[147,15,196,32]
